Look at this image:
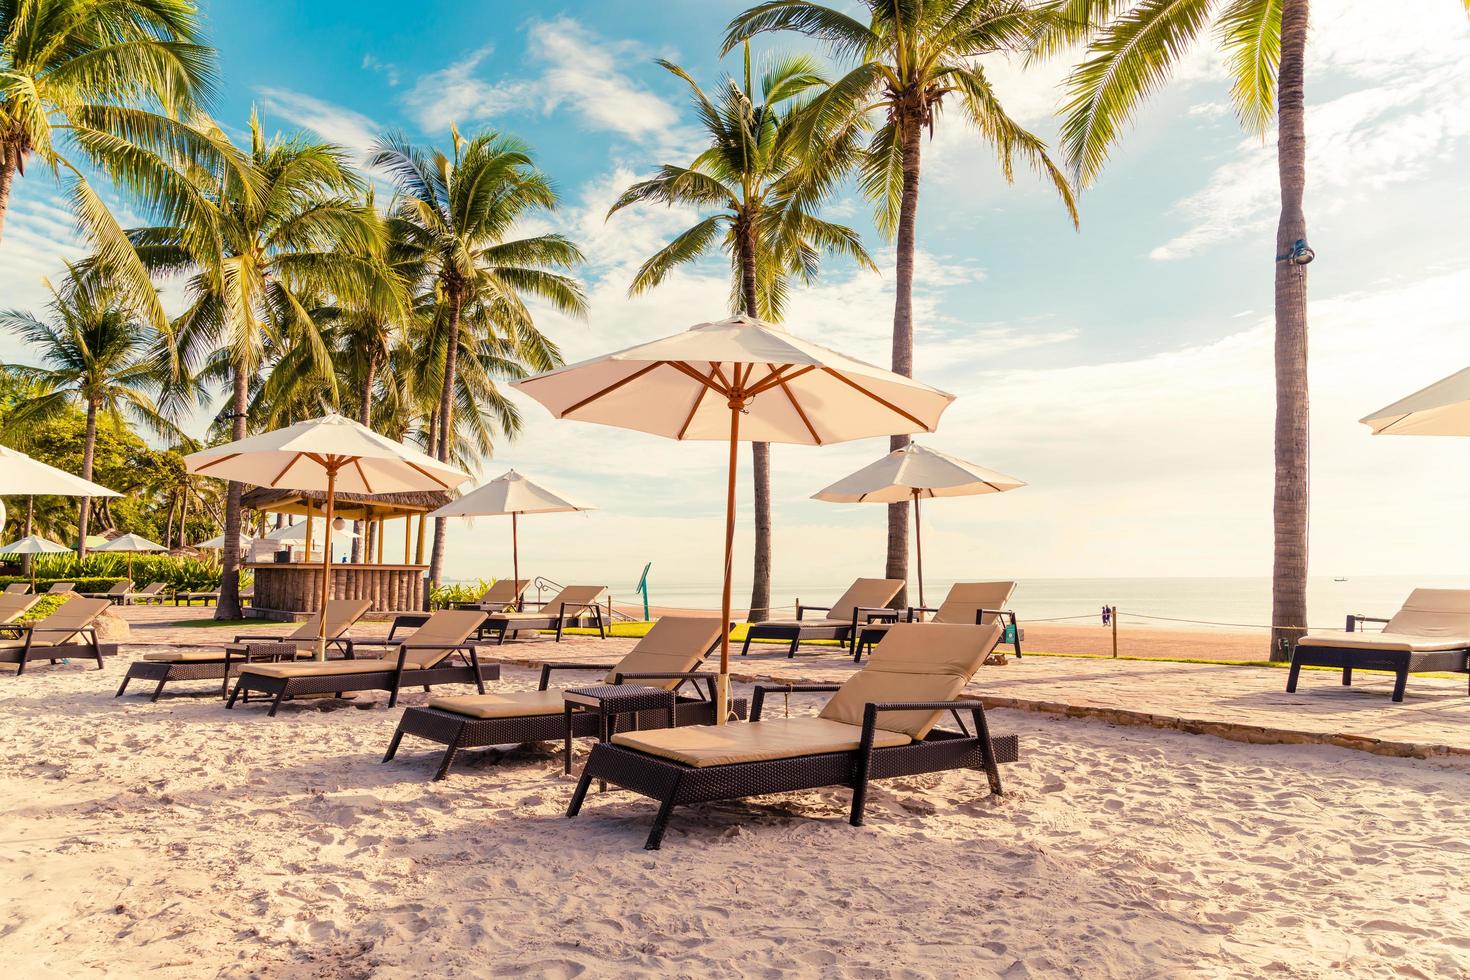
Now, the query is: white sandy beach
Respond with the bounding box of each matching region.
[2,657,1468,978]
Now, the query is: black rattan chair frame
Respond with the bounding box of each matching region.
[566,683,1018,849]
[1286,613,1470,702]
[0,626,113,675]
[740,605,895,658]
[483,601,607,644]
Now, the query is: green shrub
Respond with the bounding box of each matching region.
[429,578,493,609]
[15,594,71,624]
[6,553,224,591]
[0,577,124,592]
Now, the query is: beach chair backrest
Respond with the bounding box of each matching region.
[820,622,1002,739]
[828,578,904,622]
[4,583,31,595]
[32,596,111,642]
[287,599,372,642]
[106,581,133,597]
[138,582,168,596]
[932,582,1017,625]
[0,594,38,622]
[1385,589,1470,638]
[46,582,75,595]
[542,585,607,612]
[481,578,530,605]
[606,615,725,689]
[395,609,487,668]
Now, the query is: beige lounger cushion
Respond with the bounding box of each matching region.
[240,659,405,678]
[0,597,111,648]
[1298,588,1470,654]
[488,585,606,623]
[142,649,311,663]
[478,579,530,604]
[606,615,723,687]
[429,690,567,719]
[611,717,910,768]
[930,581,1017,624]
[386,609,486,667]
[754,617,850,630]
[819,622,1002,739]
[828,578,905,621]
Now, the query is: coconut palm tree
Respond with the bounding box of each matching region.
[0,0,244,328]
[608,48,872,621]
[725,0,1078,604]
[135,112,393,618]
[371,127,587,594]
[0,263,175,557]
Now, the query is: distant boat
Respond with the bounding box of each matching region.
[1333,577,1348,582]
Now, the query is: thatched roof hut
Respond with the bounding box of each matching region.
[239,487,451,521]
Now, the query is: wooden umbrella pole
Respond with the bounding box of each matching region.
[913,490,924,609]
[318,464,337,660]
[717,397,742,725]
[511,511,519,594]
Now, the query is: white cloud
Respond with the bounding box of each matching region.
[256,86,384,164]
[401,45,532,134]
[362,54,400,87]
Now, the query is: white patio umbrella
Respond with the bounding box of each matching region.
[195,532,255,551]
[0,534,74,591]
[1361,366,1470,435]
[428,469,591,590]
[184,413,470,657]
[0,443,122,541]
[95,532,168,581]
[513,314,955,721]
[811,443,1025,607]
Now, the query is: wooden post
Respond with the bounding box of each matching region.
[511,512,519,593]
[1111,606,1118,659]
[376,519,384,564]
[414,513,426,564]
[912,490,924,609]
[403,515,410,564]
[716,395,742,725]
[317,469,336,660]
[304,510,315,563]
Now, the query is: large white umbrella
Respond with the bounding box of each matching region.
[196,532,255,551]
[1361,366,1470,435]
[513,314,955,721]
[812,443,1025,606]
[428,469,590,590]
[95,532,168,580]
[184,413,470,656]
[0,534,74,591]
[0,443,121,540]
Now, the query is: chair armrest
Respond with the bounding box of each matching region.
[751,683,842,721]
[795,604,830,621]
[906,605,938,622]
[858,699,991,748]
[855,606,899,624]
[536,662,619,690]
[232,634,287,643]
[1347,615,1391,632]
[347,638,403,647]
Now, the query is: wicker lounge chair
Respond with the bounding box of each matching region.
[0,597,116,675]
[127,582,170,605]
[384,615,743,780]
[569,621,1016,849]
[1288,588,1470,702]
[226,609,498,717]
[454,578,531,613]
[741,578,904,658]
[44,582,75,595]
[480,585,608,643]
[115,598,372,702]
[855,581,1022,662]
[82,581,133,603]
[4,583,32,595]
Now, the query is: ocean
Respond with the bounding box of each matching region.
[604,575,1470,632]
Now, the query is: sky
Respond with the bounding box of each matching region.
[2,1,1469,602]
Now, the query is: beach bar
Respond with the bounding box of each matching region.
[240,487,445,619]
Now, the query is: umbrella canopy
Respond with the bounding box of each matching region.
[429,470,592,589]
[185,413,471,656]
[812,443,1025,606]
[263,522,359,543]
[514,314,955,721]
[0,444,123,497]
[0,534,72,555]
[96,532,169,580]
[1361,366,1470,435]
[195,532,255,550]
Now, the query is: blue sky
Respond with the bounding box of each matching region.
[3,1,1469,600]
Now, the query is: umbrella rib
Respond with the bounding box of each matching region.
[708,362,733,391]
[403,460,453,489]
[771,365,822,444]
[822,369,928,430]
[1374,412,1414,434]
[269,452,306,488]
[747,364,815,397]
[562,362,667,416]
[193,452,241,473]
[667,360,731,395]
[352,458,374,494]
[676,365,719,440]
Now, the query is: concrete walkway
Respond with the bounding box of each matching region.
[112,606,1470,762]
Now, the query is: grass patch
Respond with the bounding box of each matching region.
[169,618,258,629]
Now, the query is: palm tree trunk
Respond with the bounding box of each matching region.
[179,491,190,549]
[886,112,925,608]
[77,399,98,560]
[351,356,378,564]
[1270,0,1311,661]
[739,217,772,623]
[0,151,15,245]
[217,370,249,620]
[22,496,32,578]
[427,295,462,598]
[165,497,177,550]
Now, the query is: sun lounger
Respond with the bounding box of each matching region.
[44,582,75,595]
[173,589,221,605]
[741,578,904,658]
[569,621,1017,849]
[453,578,531,613]
[855,581,1022,662]
[0,594,39,623]
[127,582,170,605]
[82,581,133,603]
[4,583,31,595]
[225,609,499,717]
[1288,588,1470,702]
[384,615,746,780]
[0,598,116,675]
[115,598,372,702]
[480,585,608,643]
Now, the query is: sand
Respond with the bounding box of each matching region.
[2,653,1468,978]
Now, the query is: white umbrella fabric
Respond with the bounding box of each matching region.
[0,534,74,591]
[513,314,955,721]
[812,443,1025,606]
[0,443,122,542]
[196,532,255,551]
[185,413,470,656]
[95,532,168,581]
[428,469,591,590]
[1362,366,1470,435]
